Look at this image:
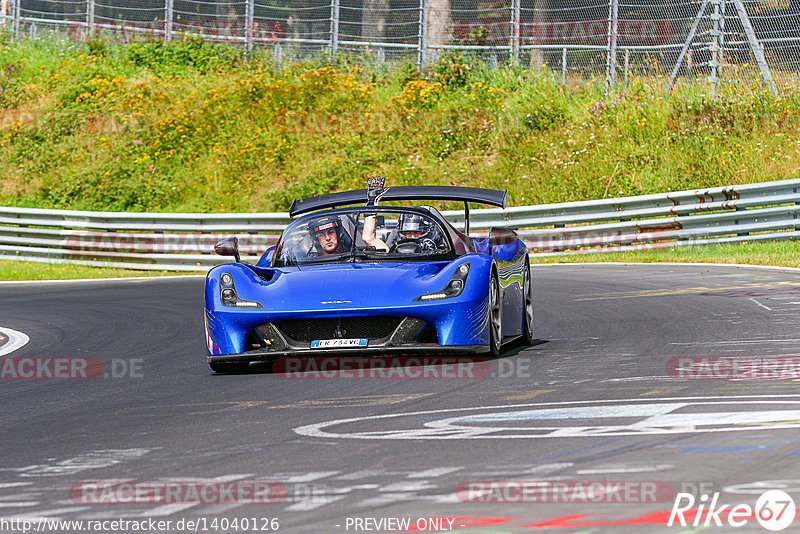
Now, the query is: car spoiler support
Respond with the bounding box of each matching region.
[289,186,507,234]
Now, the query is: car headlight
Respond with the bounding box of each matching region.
[415,263,470,301]
[220,272,263,308]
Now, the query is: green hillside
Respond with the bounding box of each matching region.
[1,36,798,213]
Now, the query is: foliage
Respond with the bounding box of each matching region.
[124,36,242,72]
[431,52,472,87]
[0,38,799,214]
[391,79,444,117]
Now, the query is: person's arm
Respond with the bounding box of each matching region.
[362,215,390,252]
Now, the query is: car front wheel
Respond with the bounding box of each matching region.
[521,257,534,345]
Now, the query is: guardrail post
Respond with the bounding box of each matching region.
[330,0,340,58]
[165,0,174,42]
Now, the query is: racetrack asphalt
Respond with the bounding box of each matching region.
[2,263,800,533]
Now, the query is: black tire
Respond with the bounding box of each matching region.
[488,272,502,357]
[520,257,534,346]
[209,361,250,374]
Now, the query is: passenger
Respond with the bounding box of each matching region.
[308,216,349,256]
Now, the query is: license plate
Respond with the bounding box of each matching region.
[310,338,368,348]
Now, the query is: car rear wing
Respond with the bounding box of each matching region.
[289,186,507,234]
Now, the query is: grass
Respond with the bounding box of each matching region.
[0,37,797,213]
[530,240,800,268]
[0,260,201,281]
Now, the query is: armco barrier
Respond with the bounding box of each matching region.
[0,178,798,271]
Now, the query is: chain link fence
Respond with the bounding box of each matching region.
[2,0,799,88]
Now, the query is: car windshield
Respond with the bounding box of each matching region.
[272,209,452,266]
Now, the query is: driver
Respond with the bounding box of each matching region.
[362,212,438,253]
[308,216,349,256]
[392,213,437,253]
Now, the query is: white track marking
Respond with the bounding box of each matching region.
[295,395,800,440]
[269,471,339,483]
[0,327,29,357]
[670,339,800,345]
[12,449,151,477]
[407,467,462,478]
[576,464,674,474]
[750,298,773,311]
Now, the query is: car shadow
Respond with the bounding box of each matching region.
[218,339,549,376]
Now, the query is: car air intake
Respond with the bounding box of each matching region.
[274,316,405,342]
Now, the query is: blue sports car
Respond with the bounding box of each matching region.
[204,183,533,373]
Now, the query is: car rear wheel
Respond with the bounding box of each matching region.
[489,273,502,357]
[209,361,250,374]
[521,257,534,345]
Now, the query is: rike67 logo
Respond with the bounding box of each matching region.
[668,490,795,531]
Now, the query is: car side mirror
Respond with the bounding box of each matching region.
[488,228,518,260]
[214,237,241,263]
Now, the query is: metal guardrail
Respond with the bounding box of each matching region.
[0,178,798,271]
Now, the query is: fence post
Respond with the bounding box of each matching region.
[165,0,173,42]
[605,0,618,90]
[330,0,339,58]
[245,0,254,53]
[624,48,629,84]
[511,0,520,67]
[710,0,721,86]
[561,47,567,83]
[87,0,95,36]
[12,0,19,41]
[732,0,777,95]
[666,0,708,94]
[417,0,428,70]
